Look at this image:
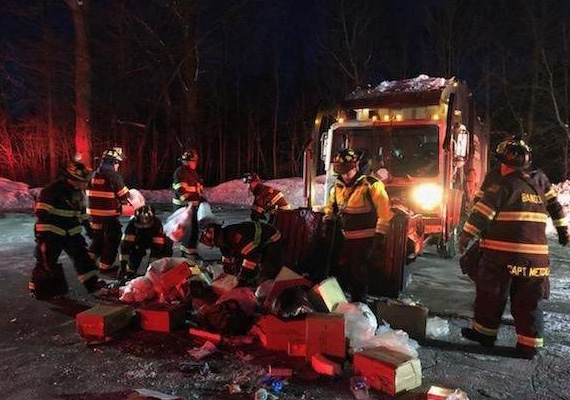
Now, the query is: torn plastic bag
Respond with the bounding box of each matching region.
[164,206,193,242]
[426,316,450,339]
[269,285,314,319]
[255,279,275,301]
[216,287,258,317]
[359,323,419,358]
[334,301,377,350]
[119,276,156,303]
[202,299,254,335]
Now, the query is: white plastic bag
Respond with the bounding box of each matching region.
[119,276,155,303]
[334,302,378,350]
[164,206,193,242]
[426,316,450,339]
[446,389,470,400]
[360,324,419,358]
[128,189,146,209]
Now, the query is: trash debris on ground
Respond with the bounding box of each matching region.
[227,383,242,394]
[188,328,222,343]
[127,388,183,400]
[311,353,342,376]
[427,386,470,400]
[145,258,193,303]
[373,297,428,341]
[253,314,306,352]
[268,365,293,378]
[426,316,450,339]
[353,346,422,396]
[308,277,347,312]
[179,361,211,375]
[254,388,279,400]
[187,340,218,360]
[137,303,186,333]
[349,376,370,400]
[255,279,275,301]
[120,277,156,303]
[306,313,345,359]
[269,285,314,319]
[264,267,312,308]
[76,304,135,339]
[334,301,377,350]
[164,205,193,242]
[360,324,419,358]
[212,273,239,295]
[216,287,258,317]
[202,298,254,335]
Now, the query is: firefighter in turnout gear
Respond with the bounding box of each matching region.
[324,148,392,303]
[458,139,568,359]
[243,172,291,223]
[30,161,104,299]
[86,147,130,273]
[172,149,204,259]
[198,216,284,286]
[118,205,173,282]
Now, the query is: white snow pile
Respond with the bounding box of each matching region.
[0,178,36,211]
[348,74,450,100]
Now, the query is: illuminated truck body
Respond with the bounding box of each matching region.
[304,75,489,258]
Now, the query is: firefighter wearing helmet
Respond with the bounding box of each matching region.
[323,148,392,303]
[243,172,291,223]
[29,161,105,299]
[117,205,173,282]
[198,212,284,286]
[172,149,205,259]
[86,147,130,274]
[458,139,568,359]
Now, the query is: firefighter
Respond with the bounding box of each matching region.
[86,147,130,273]
[198,216,284,286]
[172,149,204,259]
[458,139,569,359]
[323,148,392,303]
[118,205,173,282]
[243,172,291,223]
[29,161,104,299]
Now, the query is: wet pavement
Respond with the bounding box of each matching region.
[0,207,569,399]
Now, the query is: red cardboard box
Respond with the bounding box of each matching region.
[353,346,422,397]
[158,262,192,290]
[138,304,185,333]
[288,340,307,357]
[255,314,306,352]
[76,304,135,338]
[305,313,345,359]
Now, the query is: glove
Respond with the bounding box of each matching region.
[457,232,472,254]
[557,226,569,246]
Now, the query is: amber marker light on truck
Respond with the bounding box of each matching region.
[412,183,443,211]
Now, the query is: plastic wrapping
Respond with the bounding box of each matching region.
[426,316,450,339]
[360,324,419,358]
[334,302,378,350]
[164,206,193,242]
[446,389,470,400]
[119,276,156,303]
[128,189,146,209]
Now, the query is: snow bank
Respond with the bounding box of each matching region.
[0,178,35,211]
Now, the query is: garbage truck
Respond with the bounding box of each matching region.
[303,75,490,261]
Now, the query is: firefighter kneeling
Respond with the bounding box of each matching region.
[30,161,104,299]
[458,139,569,359]
[198,215,284,287]
[118,205,173,282]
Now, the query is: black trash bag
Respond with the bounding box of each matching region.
[460,240,481,282]
[270,285,314,319]
[202,299,253,335]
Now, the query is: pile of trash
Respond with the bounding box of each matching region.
[75,254,468,399]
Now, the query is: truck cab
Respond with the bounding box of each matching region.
[304,75,489,258]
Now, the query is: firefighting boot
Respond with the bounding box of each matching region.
[515,344,538,360]
[461,328,496,347]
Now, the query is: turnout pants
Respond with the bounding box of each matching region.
[89,217,122,270]
[125,239,174,274]
[472,254,547,350]
[30,233,98,299]
[336,237,373,303]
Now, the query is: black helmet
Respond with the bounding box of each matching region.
[180,149,199,162]
[332,148,358,174]
[243,172,261,184]
[134,205,155,228]
[62,161,92,182]
[498,139,532,170]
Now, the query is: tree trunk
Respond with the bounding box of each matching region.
[66,0,92,166]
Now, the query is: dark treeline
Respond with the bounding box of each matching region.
[1,0,570,187]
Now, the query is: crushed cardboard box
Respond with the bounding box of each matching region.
[138,304,186,333]
[306,313,346,359]
[311,353,342,376]
[254,314,306,352]
[308,277,347,313]
[76,304,135,339]
[374,298,428,341]
[353,346,422,396]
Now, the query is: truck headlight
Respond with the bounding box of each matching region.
[412,183,443,211]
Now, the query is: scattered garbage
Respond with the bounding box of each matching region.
[311,353,342,376]
[445,389,470,400]
[269,285,314,319]
[349,376,370,400]
[255,279,275,300]
[179,361,211,375]
[216,287,258,316]
[128,388,183,400]
[268,365,293,378]
[212,273,239,295]
[145,258,192,303]
[164,205,193,242]
[334,302,377,350]
[76,304,135,339]
[359,324,419,358]
[119,277,156,303]
[187,340,217,360]
[127,189,146,209]
[426,316,450,339]
[227,383,242,394]
[202,299,254,335]
[427,387,470,400]
[254,388,279,400]
[373,298,428,342]
[308,276,347,312]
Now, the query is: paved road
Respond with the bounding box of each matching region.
[0,208,569,399]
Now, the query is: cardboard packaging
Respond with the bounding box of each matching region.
[138,304,185,333]
[374,298,428,341]
[288,340,307,357]
[212,274,238,296]
[427,386,461,400]
[76,304,135,338]
[311,353,342,376]
[263,267,312,308]
[157,261,192,290]
[188,328,222,343]
[255,314,306,352]
[305,313,345,359]
[308,277,347,313]
[353,346,422,397]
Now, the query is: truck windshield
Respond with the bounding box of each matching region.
[331,125,439,178]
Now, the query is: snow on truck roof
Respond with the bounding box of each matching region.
[344,74,454,109]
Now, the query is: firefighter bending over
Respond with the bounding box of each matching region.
[198,214,284,286]
[118,205,173,282]
[324,148,392,303]
[458,139,568,359]
[86,147,130,274]
[30,161,105,299]
[243,172,291,223]
[172,149,204,259]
